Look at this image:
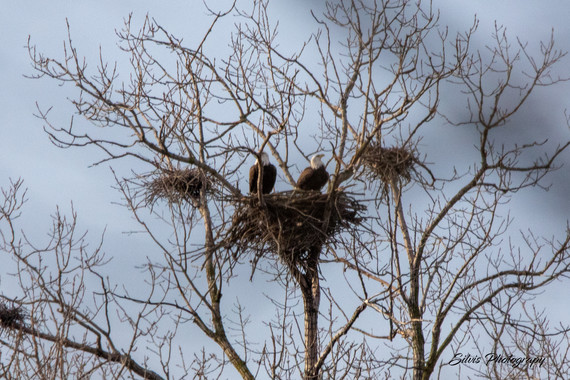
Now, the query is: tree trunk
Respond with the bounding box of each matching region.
[390,179,426,380]
[302,273,320,379]
[201,205,255,380]
[300,247,321,380]
[411,317,425,380]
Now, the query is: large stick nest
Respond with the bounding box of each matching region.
[0,302,26,331]
[362,144,417,184]
[227,191,365,270]
[144,168,210,204]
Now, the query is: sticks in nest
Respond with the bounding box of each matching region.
[362,144,417,185]
[144,168,210,204]
[0,302,26,330]
[227,191,365,270]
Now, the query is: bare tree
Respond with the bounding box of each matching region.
[1,0,569,379]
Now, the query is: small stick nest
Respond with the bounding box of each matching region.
[145,168,209,204]
[362,144,417,184]
[0,303,26,330]
[228,191,365,271]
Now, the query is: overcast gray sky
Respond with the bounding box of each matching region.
[1,1,568,229]
[1,1,569,377]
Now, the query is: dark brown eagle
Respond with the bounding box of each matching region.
[296,153,329,191]
[249,152,277,194]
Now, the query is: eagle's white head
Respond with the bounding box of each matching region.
[310,153,325,169]
[258,152,270,166]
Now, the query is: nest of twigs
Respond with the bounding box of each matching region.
[0,302,26,330]
[228,191,365,271]
[362,144,417,184]
[145,168,209,204]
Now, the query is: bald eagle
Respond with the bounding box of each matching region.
[296,153,329,191]
[249,152,277,194]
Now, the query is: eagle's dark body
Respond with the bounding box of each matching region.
[297,166,329,191]
[296,154,329,191]
[249,153,277,194]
